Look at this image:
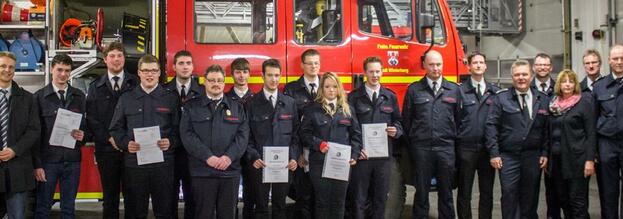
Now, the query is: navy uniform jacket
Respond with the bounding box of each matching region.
[180,95,250,178]
[531,77,556,97]
[457,81,500,151]
[86,73,139,153]
[284,76,317,114]
[485,88,550,157]
[245,91,300,162]
[347,86,403,158]
[33,84,86,168]
[225,87,254,104]
[109,85,181,168]
[163,77,205,104]
[0,82,40,193]
[580,76,603,93]
[402,78,461,148]
[592,74,623,138]
[299,102,362,164]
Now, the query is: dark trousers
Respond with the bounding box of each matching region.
[124,164,175,219]
[0,192,28,219]
[192,176,240,219]
[412,148,456,219]
[95,152,126,219]
[248,166,290,219]
[241,161,256,219]
[348,159,390,219]
[546,154,589,219]
[499,150,542,219]
[292,168,314,219]
[309,164,349,219]
[456,148,494,219]
[35,161,81,219]
[597,137,623,219]
[172,152,193,219]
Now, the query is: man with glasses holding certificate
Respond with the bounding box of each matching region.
[347,56,402,219]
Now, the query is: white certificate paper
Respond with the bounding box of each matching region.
[362,123,389,158]
[262,146,289,183]
[49,108,82,149]
[134,126,164,165]
[322,142,351,181]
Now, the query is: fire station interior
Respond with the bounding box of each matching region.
[0,0,621,218]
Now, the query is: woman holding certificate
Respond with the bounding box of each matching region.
[300,72,362,219]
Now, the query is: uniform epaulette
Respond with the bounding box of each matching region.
[496,88,509,94]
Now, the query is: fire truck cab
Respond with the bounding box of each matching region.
[165,0,468,96]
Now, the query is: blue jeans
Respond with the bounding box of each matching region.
[35,162,81,219]
[1,191,28,219]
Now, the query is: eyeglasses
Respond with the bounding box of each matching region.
[534,64,551,67]
[139,69,160,73]
[303,61,320,66]
[205,78,225,83]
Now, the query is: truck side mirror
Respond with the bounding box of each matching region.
[419,13,435,29]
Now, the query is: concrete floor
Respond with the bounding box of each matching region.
[49,175,602,218]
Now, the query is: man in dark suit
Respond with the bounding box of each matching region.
[33,54,86,218]
[86,42,139,218]
[163,50,203,219]
[580,49,603,93]
[593,44,623,219]
[456,52,499,219]
[402,50,461,219]
[284,49,321,219]
[0,51,41,218]
[531,53,556,97]
[486,59,549,219]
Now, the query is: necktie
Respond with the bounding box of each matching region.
[616,77,623,85]
[476,83,483,100]
[309,83,317,98]
[540,82,547,93]
[432,81,438,95]
[329,102,335,112]
[180,85,187,101]
[58,90,66,107]
[269,95,275,108]
[520,93,531,120]
[112,76,121,92]
[372,91,378,104]
[0,89,8,148]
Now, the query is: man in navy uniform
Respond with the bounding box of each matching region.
[347,56,402,218]
[180,64,249,218]
[109,54,181,218]
[284,49,321,219]
[0,51,40,219]
[33,54,86,218]
[86,42,138,218]
[246,59,299,219]
[580,49,603,93]
[402,50,460,219]
[456,51,499,219]
[531,53,556,97]
[593,44,623,219]
[485,59,549,219]
[163,50,203,219]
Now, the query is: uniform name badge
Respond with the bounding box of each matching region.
[262,146,289,183]
[362,123,389,158]
[322,142,351,181]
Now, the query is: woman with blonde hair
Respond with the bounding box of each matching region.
[545,69,596,218]
[300,72,362,218]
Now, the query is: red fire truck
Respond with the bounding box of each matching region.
[49,0,468,198]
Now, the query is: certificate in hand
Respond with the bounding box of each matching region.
[322,142,351,181]
[262,146,289,183]
[49,108,82,149]
[134,126,164,165]
[362,123,389,158]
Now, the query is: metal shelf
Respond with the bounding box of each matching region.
[14,71,45,76]
[0,24,46,29]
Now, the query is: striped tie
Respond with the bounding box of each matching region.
[0,89,8,148]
